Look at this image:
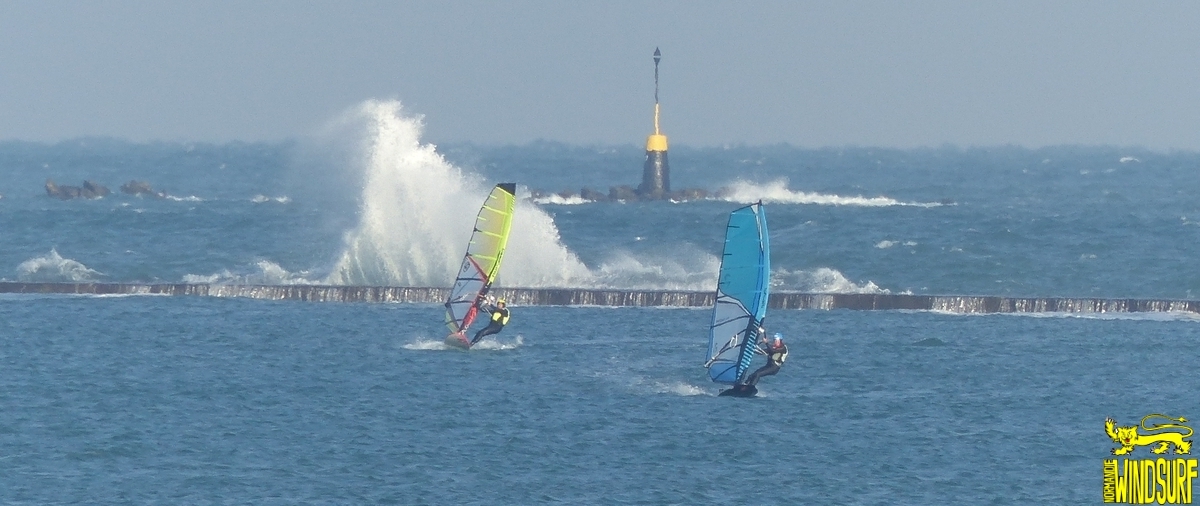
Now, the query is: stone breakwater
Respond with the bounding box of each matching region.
[1,282,1198,315]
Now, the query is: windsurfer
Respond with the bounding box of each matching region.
[741,332,788,388]
[470,298,510,345]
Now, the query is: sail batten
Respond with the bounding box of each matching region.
[704,202,770,385]
[444,184,517,336]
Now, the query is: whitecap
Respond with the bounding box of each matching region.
[589,249,719,291]
[181,260,319,285]
[771,267,890,294]
[716,178,943,207]
[16,249,103,282]
[251,194,289,203]
[532,194,592,205]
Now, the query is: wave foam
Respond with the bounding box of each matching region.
[313,101,903,292]
[401,335,524,350]
[929,310,1200,322]
[402,338,452,350]
[649,381,709,396]
[590,250,719,290]
[323,100,590,287]
[1000,311,1200,322]
[182,260,318,285]
[531,194,591,205]
[876,240,918,249]
[251,195,290,204]
[718,179,944,207]
[772,267,889,294]
[16,249,103,282]
[469,335,524,350]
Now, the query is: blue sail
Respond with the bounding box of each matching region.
[704,202,770,384]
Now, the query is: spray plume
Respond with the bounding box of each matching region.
[325,100,591,287]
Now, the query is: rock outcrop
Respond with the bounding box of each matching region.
[120,180,167,199]
[608,185,639,201]
[579,187,607,202]
[45,179,110,200]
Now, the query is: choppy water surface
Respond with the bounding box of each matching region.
[3,101,1200,502]
[3,296,1198,503]
[2,102,1199,297]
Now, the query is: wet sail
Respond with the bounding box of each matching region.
[444,183,517,335]
[705,202,770,384]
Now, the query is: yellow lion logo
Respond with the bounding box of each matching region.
[1106,414,1193,455]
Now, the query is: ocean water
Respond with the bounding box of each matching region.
[5,297,1199,503]
[2,100,1200,503]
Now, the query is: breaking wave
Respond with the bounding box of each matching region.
[718,179,945,207]
[589,250,719,290]
[292,102,903,293]
[16,249,103,282]
[771,267,890,294]
[531,194,591,205]
[318,99,714,290]
[182,260,319,285]
[322,100,589,287]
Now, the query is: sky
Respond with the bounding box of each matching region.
[2,1,1200,149]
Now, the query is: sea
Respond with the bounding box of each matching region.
[2,99,1200,503]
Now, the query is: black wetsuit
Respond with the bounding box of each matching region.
[744,341,788,386]
[471,304,510,344]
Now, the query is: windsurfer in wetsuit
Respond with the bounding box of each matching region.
[742,332,788,388]
[471,298,510,345]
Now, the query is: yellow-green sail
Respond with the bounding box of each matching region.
[444,183,517,334]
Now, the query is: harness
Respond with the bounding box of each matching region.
[768,344,788,366]
[491,307,510,325]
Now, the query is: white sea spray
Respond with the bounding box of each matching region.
[16,249,103,282]
[717,178,944,207]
